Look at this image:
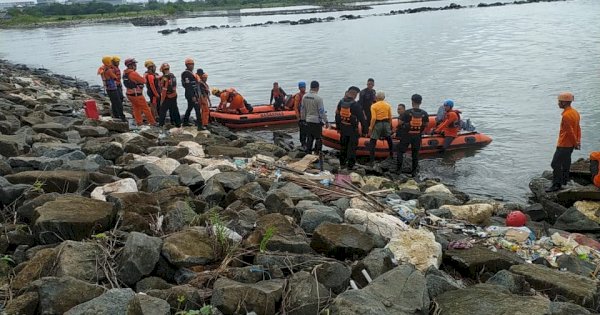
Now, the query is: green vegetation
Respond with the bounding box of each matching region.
[2,0,345,27]
[259,226,276,252]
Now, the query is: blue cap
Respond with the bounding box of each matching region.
[443,99,454,108]
[298,81,306,88]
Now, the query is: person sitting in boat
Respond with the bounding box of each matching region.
[270,82,287,111]
[432,99,461,153]
[212,88,254,114]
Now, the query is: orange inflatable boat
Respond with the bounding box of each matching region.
[322,117,492,158]
[209,105,298,129]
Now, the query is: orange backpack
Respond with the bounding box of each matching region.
[591,152,600,188]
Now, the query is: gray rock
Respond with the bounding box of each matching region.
[425,266,464,298]
[286,271,330,315]
[141,175,180,192]
[99,120,129,133]
[330,197,351,212]
[548,302,592,315]
[127,294,171,315]
[253,213,312,254]
[4,291,38,315]
[418,192,462,209]
[225,265,270,284]
[54,241,105,282]
[173,164,204,187]
[443,245,523,279]
[264,190,295,216]
[206,145,248,157]
[31,276,105,315]
[32,122,68,134]
[82,141,124,161]
[435,283,550,315]
[300,205,343,233]
[554,206,600,232]
[8,156,63,170]
[65,288,135,315]
[243,142,287,158]
[351,248,395,288]
[146,285,203,311]
[72,125,109,137]
[31,142,80,158]
[118,232,163,286]
[510,264,600,308]
[226,181,266,207]
[136,276,173,292]
[0,159,13,176]
[5,170,88,193]
[59,150,88,161]
[556,186,600,204]
[115,132,156,148]
[556,254,596,277]
[427,208,454,219]
[161,228,215,267]
[210,171,252,191]
[211,278,285,315]
[33,195,116,244]
[200,179,226,205]
[163,200,198,233]
[0,182,32,205]
[107,192,160,215]
[314,261,351,294]
[524,203,547,221]
[328,265,429,315]
[486,269,530,294]
[397,188,422,200]
[311,223,374,260]
[0,134,23,157]
[269,182,319,203]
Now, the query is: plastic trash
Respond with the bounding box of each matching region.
[274,169,282,182]
[394,204,416,222]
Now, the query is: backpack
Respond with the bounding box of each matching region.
[591,152,600,188]
[338,99,357,127]
[408,110,425,134]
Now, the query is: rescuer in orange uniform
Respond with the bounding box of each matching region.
[196,69,211,129]
[111,56,124,102]
[99,56,126,121]
[122,58,156,126]
[213,88,253,114]
[158,63,182,128]
[433,99,461,153]
[546,92,581,192]
[143,60,161,120]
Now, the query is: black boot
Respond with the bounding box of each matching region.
[545,184,562,192]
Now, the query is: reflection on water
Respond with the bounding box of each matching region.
[0,0,599,202]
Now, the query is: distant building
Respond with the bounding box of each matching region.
[65,0,124,4]
[0,1,35,10]
[36,0,58,5]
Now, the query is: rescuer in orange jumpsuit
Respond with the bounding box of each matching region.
[212,88,253,114]
[122,58,156,126]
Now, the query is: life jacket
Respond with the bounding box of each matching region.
[198,80,210,97]
[112,66,122,86]
[408,109,425,134]
[122,69,144,96]
[144,72,161,98]
[273,88,282,99]
[591,152,600,188]
[338,98,357,127]
[451,110,461,129]
[162,73,177,98]
[101,65,117,91]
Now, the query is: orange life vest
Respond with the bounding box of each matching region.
[408,111,425,134]
[591,152,600,188]
[123,69,144,96]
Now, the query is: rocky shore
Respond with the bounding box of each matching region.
[0,58,599,314]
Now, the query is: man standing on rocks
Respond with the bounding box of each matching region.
[397,94,429,176]
[335,86,367,170]
[546,91,581,192]
[181,58,201,130]
[100,56,126,122]
[293,81,308,150]
[159,63,182,128]
[358,78,376,124]
[368,90,394,164]
[143,60,161,121]
[111,56,124,102]
[196,69,211,130]
[123,58,156,126]
[301,80,328,155]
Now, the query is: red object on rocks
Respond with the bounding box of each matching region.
[506,211,527,227]
[84,99,99,120]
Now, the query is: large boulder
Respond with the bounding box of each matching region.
[425,267,464,298]
[0,134,27,157]
[439,203,494,224]
[173,164,204,187]
[6,170,88,193]
[210,171,252,191]
[82,141,124,161]
[553,206,600,232]
[54,241,105,282]
[351,248,395,288]
[314,261,351,294]
[328,265,429,315]
[32,122,68,134]
[30,142,80,158]
[435,283,551,315]
[344,208,409,241]
[251,213,312,254]
[33,195,116,244]
[285,271,330,315]
[140,175,180,192]
[300,205,343,233]
[206,145,249,158]
[118,232,163,286]
[72,125,109,137]
[226,181,267,206]
[211,278,285,315]
[12,248,57,290]
[510,264,599,308]
[127,294,171,315]
[90,178,138,201]
[7,156,63,170]
[269,182,319,203]
[486,269,530,294]
[161,227,215,267]
[200,179,227,205]
[64,288,135,315]
[264,190,294,215]
[444,245,523,278]
[4,291,38,315]
[311,223,374,260]
[31,276,105,315]
[145,285,203,311]
[386,228,442,272]
[107,191,160,215]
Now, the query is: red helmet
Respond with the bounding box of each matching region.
[506,211,527,227]
[124,58,137,67]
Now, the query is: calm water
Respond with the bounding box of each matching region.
[1,0,599,202]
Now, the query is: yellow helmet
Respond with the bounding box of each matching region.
[112,56,121,63]
[211,88,221,96]
[558,92,574,102]
[102,55,112,66]
[144,60,155,68]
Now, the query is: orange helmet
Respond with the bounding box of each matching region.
[184,58,194,65]
[558,92,574,102]
[160,63,170,72]
[124,58,137,67]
